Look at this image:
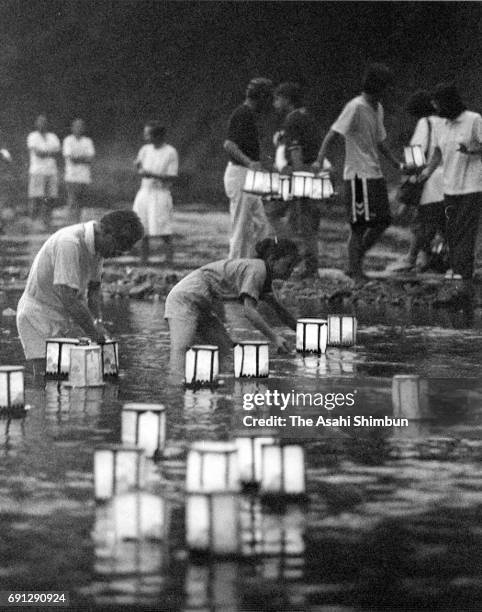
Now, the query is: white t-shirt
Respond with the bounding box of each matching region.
[27,131,60,175]
[433,110,482,195]
[63,135,95,183]
[22,221,102,313]
[410,116,444,205]
[331,94,387,180]
[136,143,178,190]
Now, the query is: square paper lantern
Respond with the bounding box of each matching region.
[186,441,239,493]
[67,345,104,387]
[186,493,240,556]
[327,314,357,347]
[243,170,279,195]
[94,444,145,501]
[0,366,24,410]
[112,492,166,541]
[291,172,313,198]
[234,341,269,378]
[45,338,80,379]
[296,318,328,354]
[185,345,219,387]
[100,341,119,377]
[404,145,426,168]
[260,444,305,495]
[392,375,430,420]
[235,434,276,484]
[279,175,292,201]
[311,174,334,199]
[122,403,166,458]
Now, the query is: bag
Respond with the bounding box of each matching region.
[397,117,432,208]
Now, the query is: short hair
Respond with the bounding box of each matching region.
[431,82,466,120]
[246,77,273,101]
[274,82,303,108]
[100,210,144,247]
[145,120,166,141]
[362,63,393,96]
[406,90,435,119]
[255,237,299,261]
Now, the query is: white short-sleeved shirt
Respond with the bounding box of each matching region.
[331,94,387,180]
[21,221,102,313]
[136,143,178,190]
[27,131,60,175]
[410,116,444,205]
[432,110,482,195]
[63,135,95,183]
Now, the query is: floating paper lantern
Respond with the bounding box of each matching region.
[243,170,279,195]
[292,172,334,200]
[0,366,24,410]
[392,375,429,420]
[67,345,104,387]
[296,318,328,354]
[45,337,80,378]
[234,341,269,378]
[279,175,292,201]
[185,345,219,387]
[327,314,357,346]
[100,340,119,377]
[94,444,145,501]
[112,492,166,541]
[235,434,276,484]
[260,444,305,496]
[184,562,237,611]
[404,145,426,168]
[122,403,166,458]
[186,493,240,556]
[186,441,239,493]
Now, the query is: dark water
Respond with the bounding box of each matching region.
[0,296,481,611]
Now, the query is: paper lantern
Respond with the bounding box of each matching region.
[260,444,305,495]
[185,345,219,387]
[94,444,145,501]
[292,171,334,200]
[184,562,237,611]
[234,341,269,378]
[392,375,429,420]
[121,403,166,458]
[296,318,328,354]
[45,337,80,378]
[404,145,426,168]
[235,434,276,484]
[111,492,166,541]
[186,441,239,493]
[0,366,24,410]
[311,173,334,199]
[279,175,292,201]
[100,340,119,377]
[243,170,280,195]
[327,314,357,346]
[67,345,104,387]
[186,493,240,556]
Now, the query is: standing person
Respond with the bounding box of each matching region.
[164,238,299,384]
[419,83,482,281]
[272,82,331,278]
[223,77,275,259]
[394,91,446,272]
[63,118,95,224]
[313,63,404,281]
[133,121,178,265]
[16,210,144,374]
[27,114,61,230]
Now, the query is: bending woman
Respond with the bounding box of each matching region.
[164,238,299,383]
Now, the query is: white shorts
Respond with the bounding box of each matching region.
[28,174,59,199]
[133,187,173,236]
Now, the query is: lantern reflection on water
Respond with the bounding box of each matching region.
[121,403,166,458]
[99,340,119,377]
[392,374,430,420]
[94,444,145,501]
[0,366,24,411]
[45,338,80,379]
[234,341,269,378]
[111,492,166,541]
[327,314,357,347]
[184,562,238,611]
[186,492,240,556]
[185,345,219,387]
[260,444,306,496]
[296,318,328,354]
[235,433,276,485]
[186,441,239,493]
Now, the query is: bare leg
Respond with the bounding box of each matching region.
[167,316,198,384]
[198,313,233,372]
[30,358,46,380]
[141,236,149,264]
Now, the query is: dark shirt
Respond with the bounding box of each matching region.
[226,103,260,163]
[283,107,320,165]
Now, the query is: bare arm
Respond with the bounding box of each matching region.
[313,129,341,171]
[223,139,261,169]
[262,293,297,330]
[418,146,442,182]
[57,284,105,343]
[242,296,290,353]
[377,140,403,170]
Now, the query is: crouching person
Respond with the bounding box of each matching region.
[16,210,144,375]
[165,238,299,384]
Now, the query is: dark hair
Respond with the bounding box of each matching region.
[406,90,435,119]
[274,82,303,108]
[362,63,393,96]
[246,77,273,101]
[431,82,466,120]
[145,120,166,141]
[100,210,144,247]
[255,237,299,261]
